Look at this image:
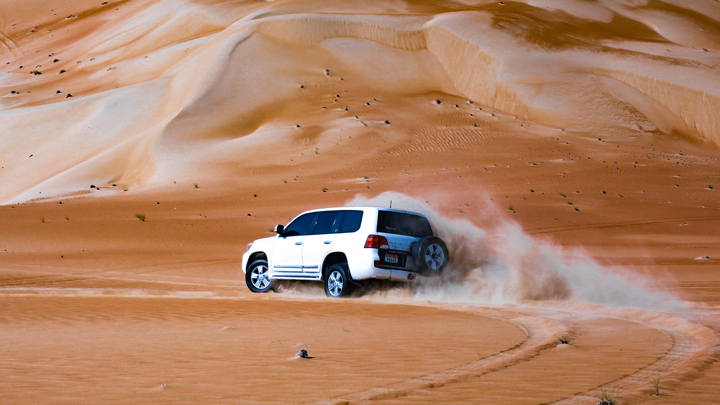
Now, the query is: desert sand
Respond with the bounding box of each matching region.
[1,0,720,404]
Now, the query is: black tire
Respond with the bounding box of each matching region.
[324,263,354,298]
[245,259,274,293]
[412,237,449,276]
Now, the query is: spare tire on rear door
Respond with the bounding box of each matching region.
[412,236,449,276]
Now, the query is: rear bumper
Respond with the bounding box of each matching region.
[385,269,417,281]
[362,266,417,282]
[348,251,418,282]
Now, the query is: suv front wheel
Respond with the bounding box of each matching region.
[246,259,274,293]
[324,263,353,298]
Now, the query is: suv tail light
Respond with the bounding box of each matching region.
[364,235,389,249]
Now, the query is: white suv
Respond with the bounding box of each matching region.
[242,206,449,297]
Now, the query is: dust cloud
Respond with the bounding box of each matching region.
[348,192,679,308]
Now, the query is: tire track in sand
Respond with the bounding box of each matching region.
[309,306,569,405]
[525,215,720,235]
[0,283,715,404]
[0,258,240,288]
[549,306,720,405]
[309,302,718,405]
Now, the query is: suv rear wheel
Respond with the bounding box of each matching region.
[246,259,274,293]
[324,263,353,298]
[413,236,449,276]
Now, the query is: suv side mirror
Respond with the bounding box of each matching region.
[274,224,284,235]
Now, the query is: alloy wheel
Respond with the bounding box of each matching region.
[424,244,445,270]
[328,270,344,297]
[251,264,270,289]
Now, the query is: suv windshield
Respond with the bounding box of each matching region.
[284,213,317,236]
[377,211,433,238]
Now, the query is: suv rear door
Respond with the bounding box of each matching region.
[376,210,434,268]
[301,211,339,275]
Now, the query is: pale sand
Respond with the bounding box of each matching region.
[1,1,720,404]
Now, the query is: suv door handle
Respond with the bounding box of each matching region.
[295,241,303,245]
[324,241,331,244]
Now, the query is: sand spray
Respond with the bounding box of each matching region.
[347,192,679,308]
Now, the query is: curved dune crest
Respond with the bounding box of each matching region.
[255,16,428,50]
[256,15,529,118]
[592,68,720,145]
[425,24,529,119]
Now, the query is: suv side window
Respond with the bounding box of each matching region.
[284,213,317,237]
[333,210,363,233]
[312,211,339,235]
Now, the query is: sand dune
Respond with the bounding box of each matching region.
[2,0,720,202]
[2,1,720,404]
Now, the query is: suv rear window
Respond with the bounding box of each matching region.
[377,211,433,238]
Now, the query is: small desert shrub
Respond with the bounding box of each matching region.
[508,206,514,211]
[559,193,566,197]
[651,375,661,396]
[135,214,146,222]
[599,388,618,404]
[194,183,199,189]
[557,335,573,345]
[41,217,45,223]
[65,216,69,220]
[59,70,66,74]
[30,70,42,75]
[709,185,714,190]
[322,188,328,193]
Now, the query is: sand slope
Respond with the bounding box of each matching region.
[1,0,720,203]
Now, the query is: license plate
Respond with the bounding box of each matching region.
[385,254,398,264]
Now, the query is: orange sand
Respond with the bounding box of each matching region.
[1,1,720,404]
